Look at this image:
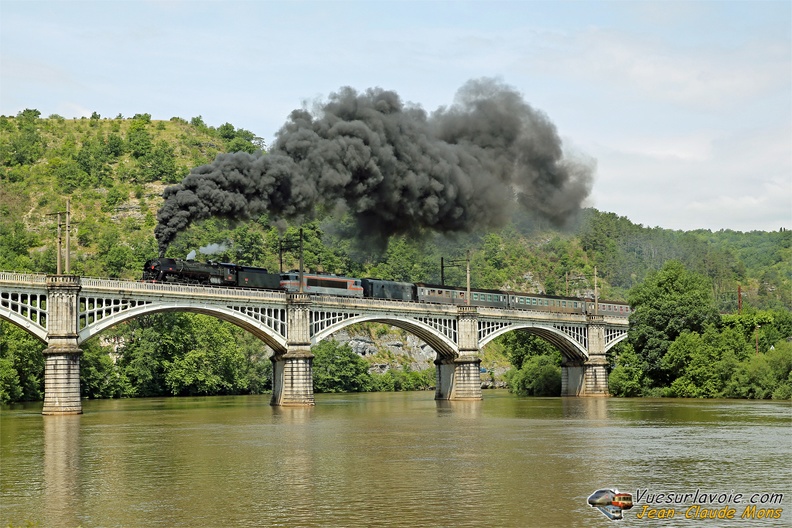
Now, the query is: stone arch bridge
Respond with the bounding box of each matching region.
[0,273,629,415]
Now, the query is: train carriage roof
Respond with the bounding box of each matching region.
[362,278,415,287]
[414,282,504,294]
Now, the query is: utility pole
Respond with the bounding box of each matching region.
[466,250,470,305]
[47,198,73,275]
[56,212,62,275]
[594,266,599,315]
[65,198,71,274]
[738,285,742,314]
[440,252,471,305]
[279,229,305,293]
[299,227,304,293]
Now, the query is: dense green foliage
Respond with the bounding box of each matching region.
[63,313,274,399]
[580,211,790,310]
[608,261,792,399]
[496,331,563,396]
[369,368,435,392]
[312,341,372,393]
[627,260,721,387]
[0,323,45,402]
[310,340,435,393]
[506,353,562,396]
[0,110,789,403]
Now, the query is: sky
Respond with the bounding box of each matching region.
[1,0,790,233]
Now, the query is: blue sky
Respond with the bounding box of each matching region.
[2,0,790,232]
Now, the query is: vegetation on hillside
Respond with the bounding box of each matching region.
[0,110,789,404]
[608,260,792,399]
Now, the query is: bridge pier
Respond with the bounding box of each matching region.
[271,293,315,406]
[436,305,482,401]
[270,350,315,406]
[561,315,609,397]
[561,360,608,396]
[434,355,482,400]
[1,272,628,411]
[42,276,83,415]
[561,361,584,396]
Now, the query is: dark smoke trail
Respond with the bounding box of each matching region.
[155,78,593,255]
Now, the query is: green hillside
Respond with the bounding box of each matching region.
[1,110,789,403]
[0,110,264,277]
[1,109,789,309]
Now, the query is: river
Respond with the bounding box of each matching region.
[1,391,790,527]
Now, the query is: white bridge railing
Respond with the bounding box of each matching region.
[80,277,289,301]
[0,272,48,284]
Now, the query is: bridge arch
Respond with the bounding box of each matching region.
[479,323,589,363]
[0,310,48,343]
[77,302,288,354]
[604,331,629,353]
[311,314,458,359]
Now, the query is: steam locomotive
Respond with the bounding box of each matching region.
[142,257,630,317]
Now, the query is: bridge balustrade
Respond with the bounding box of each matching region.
[0,274,629,414]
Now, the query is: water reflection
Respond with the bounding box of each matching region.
[561,396,608,420]
[2,393,789,528]
[43,415,81,528]
[435,399,482,418]
[271,404,314,424]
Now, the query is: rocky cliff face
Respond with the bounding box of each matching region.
[327,324,509,389]
[329,328,436,373]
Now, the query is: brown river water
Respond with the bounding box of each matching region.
[1,391,790,527]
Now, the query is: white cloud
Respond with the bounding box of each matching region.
[531,25,789,111]
[0,0,788,233]
[615,133,714,162]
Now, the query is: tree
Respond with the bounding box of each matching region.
[722,309,791,353]
[127,118,152,158]
[497,331,557,370]
[232,329,272,394]
[227,136,258,154]
[363,235,432,282]
[218,122,236,140]
[0,221,37,270]
[312,340,372,393]
[507,353,562,396]
[190,115,207,130]
[163,317,241,396]
[627,260,720,388]
[48,156,89,193]
[235,128,266,150]
[723,341,792,399]
[106,132,125,157]
[0,355,22,404]
[102,244,135,277]
[114,313,196,397]
[75,137,111,186]
[104,312,272,398]
[662,325,748,398]
[232,224,267,265]
[608,343,644,397]
[80,339,128,398]
[136,140,180,182]
[375,368,434,391]
[5,109,46,166]
[0,322,45,403]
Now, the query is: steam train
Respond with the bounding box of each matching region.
[142,257,631,317]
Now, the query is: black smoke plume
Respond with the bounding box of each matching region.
[155,78,593,255]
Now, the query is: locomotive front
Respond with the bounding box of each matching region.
[142,258,166,281]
